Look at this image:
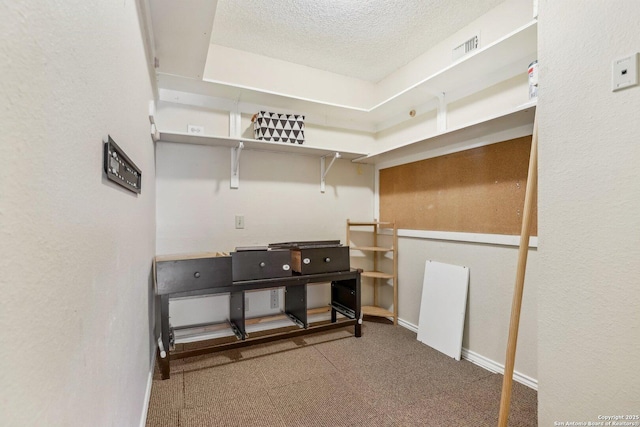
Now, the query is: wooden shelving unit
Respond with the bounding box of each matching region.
[347,220,398,325]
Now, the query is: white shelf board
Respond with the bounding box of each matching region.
[157,74,378,133]
[351,246,393,252]
[354,100,537,165]
[156,130,368,160]
[370,21,538,113]
[379,228,538,248]
[156,21,537,134]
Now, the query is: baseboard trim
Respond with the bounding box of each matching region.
[461,348,538,390]
[139,351,156,427]
[398,318,418,333]
[397,318,538,391]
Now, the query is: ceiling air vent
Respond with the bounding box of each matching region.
[452,35,479,61]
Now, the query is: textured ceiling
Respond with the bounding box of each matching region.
[211,0,506,83]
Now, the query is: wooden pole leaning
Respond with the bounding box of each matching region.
[497,114,538,427]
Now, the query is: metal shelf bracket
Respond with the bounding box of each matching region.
[320,152,341,193]
[229,109,241,138]
[436,92,447,132]
[230,141,244,189]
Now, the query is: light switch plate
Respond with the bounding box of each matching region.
[612,53,638,92]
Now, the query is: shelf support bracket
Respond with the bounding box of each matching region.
[230,142,244,189]
[320,152,341,193]
[150,123,159,142]
[436,92,447,132]
[229,109,242,138]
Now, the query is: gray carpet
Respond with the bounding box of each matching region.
[146,320,537,426]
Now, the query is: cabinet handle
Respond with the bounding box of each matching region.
[282,264,290,271]
[303,258,311,265]
[194,272,200,278]
[324,257,331,263]
[259,262,266,268]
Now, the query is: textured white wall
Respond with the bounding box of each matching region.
[156,102,231,136]
[155,101,375,154]
[156,142,374,324]
[374,74,530,154]
[374,110,439,154]
[396,238,538,381]
[0,1,156,426]
[538,0,640,424]
[446,74,529,129]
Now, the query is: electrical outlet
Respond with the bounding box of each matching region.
[270,289,279,309]
[612,53,638,92]
[187,124,204,135]
[235,215,244,229]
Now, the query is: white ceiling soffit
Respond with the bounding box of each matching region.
[210,0,505,83]
[149,0,219,78]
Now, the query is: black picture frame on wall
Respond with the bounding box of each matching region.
[103,135,142,194]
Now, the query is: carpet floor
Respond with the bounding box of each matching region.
[146,320,537,426]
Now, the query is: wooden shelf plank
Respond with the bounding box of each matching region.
[362,305,394,318]
[351,246,394,252]
[347,221,395,227]
[361,271,395,279]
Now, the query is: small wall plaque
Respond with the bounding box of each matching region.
[103,135,142,194]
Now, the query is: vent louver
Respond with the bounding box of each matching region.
[452,35,479,61]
